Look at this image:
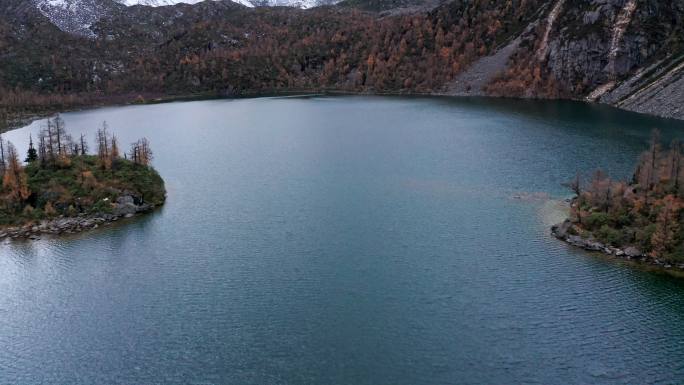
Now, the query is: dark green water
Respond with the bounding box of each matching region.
[1,96,684,384]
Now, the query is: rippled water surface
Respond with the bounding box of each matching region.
[1,96,684,384]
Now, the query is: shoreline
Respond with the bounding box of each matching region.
[0,203,160,241]
[4,88,684,134]
[0,153,166,242]
[551,219,684,274]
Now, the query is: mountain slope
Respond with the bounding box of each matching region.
[119,0,208,5]
[35,0,124,36]
[121,0,339,7]
[481,0,684,119]
[33,0,343,38]
[2,0,684,124]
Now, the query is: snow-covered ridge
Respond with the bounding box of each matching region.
[118,0,228,6]
[35,0,116,37]
[118,0,337,9]
[34,0,339,37]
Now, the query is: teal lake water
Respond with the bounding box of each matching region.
[1,96,684,384]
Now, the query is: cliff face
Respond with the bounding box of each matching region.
[472,0,684,119]
[545,0,684,119]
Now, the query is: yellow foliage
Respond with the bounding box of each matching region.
[44,201,57,217]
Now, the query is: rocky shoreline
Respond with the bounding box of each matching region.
[552,220,684,273]
[0,196,158,241]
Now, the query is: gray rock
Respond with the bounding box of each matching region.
[584,240,604,251]
[116,195,135,205]
[623,247,642,258]
[136,203,152,213]
[566,235,585,247]
[113,202,138,216]
[551,220,573,238]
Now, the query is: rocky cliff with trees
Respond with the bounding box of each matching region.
[554,130,684,271]
[1,0,684,130]
[0,116,165,238]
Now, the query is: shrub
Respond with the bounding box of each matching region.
[585,212,610,229]
[596,225,623,246]
[22,205,34,216]
[44,202,57,218]
[635,224,657,251]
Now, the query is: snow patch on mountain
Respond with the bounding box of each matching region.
[35,0,118,37]
[118,0,223,6]
[118,0,338,9]
[34,0,340,38]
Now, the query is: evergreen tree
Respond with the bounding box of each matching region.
[111,135,120,160]
[79,134,88,156]
[0,135,6,177]
[25,134,38,163]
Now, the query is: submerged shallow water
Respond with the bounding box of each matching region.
[1,96,684,384]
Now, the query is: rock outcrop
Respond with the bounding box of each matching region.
[552,220,684,272]
[0,193,157,240]
[447,0,684,120]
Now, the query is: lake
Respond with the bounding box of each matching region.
[1,96,683,384]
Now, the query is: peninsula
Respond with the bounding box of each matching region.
[0,116,166,239]
[553,130,684,271]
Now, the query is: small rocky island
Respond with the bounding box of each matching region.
[553,130,684,272]
[0,117,165,240]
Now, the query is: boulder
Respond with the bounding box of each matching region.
[623,247,642,258]
[113,202,138,216]
[584,240,604,251]
[551,220,573,238]
[136,203,152,213]
[116,195,135,205]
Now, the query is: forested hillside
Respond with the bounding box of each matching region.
[2,0,684,128]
